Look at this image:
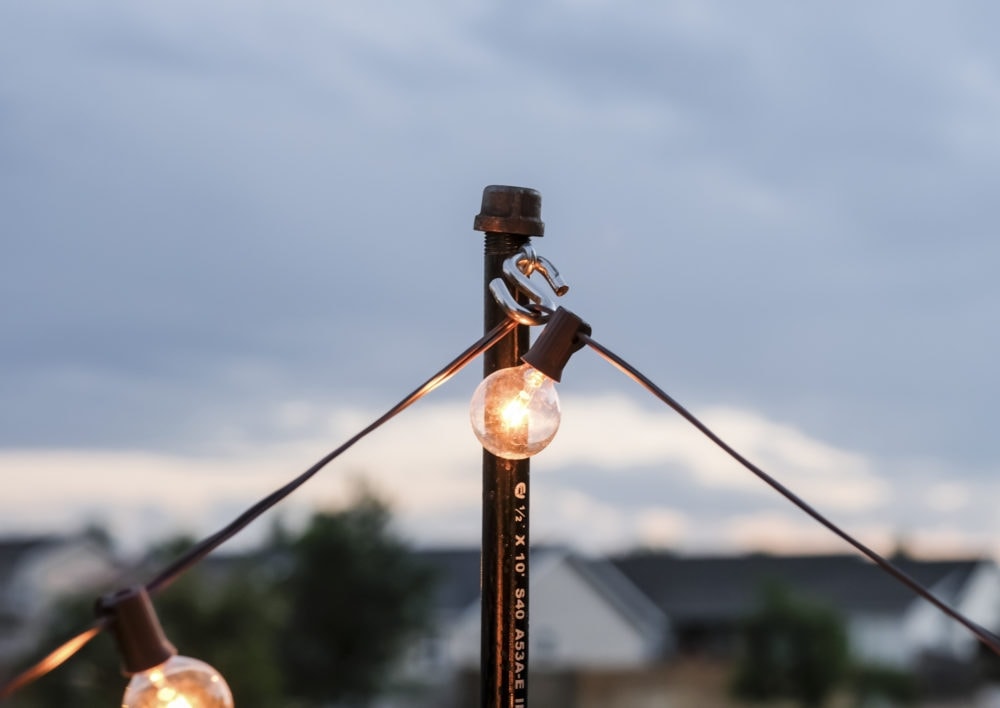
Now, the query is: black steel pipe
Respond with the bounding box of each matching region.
[474,185,543,708]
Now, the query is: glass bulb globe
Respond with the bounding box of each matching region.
[470,362,561,459]
[123,655,234,708]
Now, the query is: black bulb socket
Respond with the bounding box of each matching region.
[96,586,177,675]
[521,307,591,383]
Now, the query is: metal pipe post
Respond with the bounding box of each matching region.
[474,185,544,708]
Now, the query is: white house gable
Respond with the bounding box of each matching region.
[904,561,1000,662]
[446,551,664,671]
[530,554,660,669]
[848,613,909,667]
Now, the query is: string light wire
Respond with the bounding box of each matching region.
[0,319,516,702]
[0,619,109,700]
[580,332,1000,657]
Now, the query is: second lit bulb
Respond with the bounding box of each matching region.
[123,655,233,708]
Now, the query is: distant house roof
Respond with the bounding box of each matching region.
[0,534,121,661]
[0,537,67,626]
[612,552,983,624]
[0,536,63,582]
[414,546,668,638]
[415,547,596,616]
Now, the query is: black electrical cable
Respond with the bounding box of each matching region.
[0,319,516,702]
[581,332,1000,658]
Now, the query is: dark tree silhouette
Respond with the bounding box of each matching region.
[730,582,849,707]
[279,492,437,706]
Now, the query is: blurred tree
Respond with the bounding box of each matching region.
[279,491,437,706]
[850,663,918,706]
[730,582,849,707]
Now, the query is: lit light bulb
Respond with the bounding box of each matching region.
[123,655,233,708]
[470,362,560,459]
[98,587,234,708]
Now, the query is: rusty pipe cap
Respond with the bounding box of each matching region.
[473,185,544,236]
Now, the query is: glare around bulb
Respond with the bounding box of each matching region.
[470,363,561,459]
[123,655,234,708]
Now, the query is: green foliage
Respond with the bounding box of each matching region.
[850,664,918,706]
[730,582,850,707]
[6,491,436,707]
[279,493,438,706]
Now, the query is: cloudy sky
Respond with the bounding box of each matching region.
[2,1,999,559]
